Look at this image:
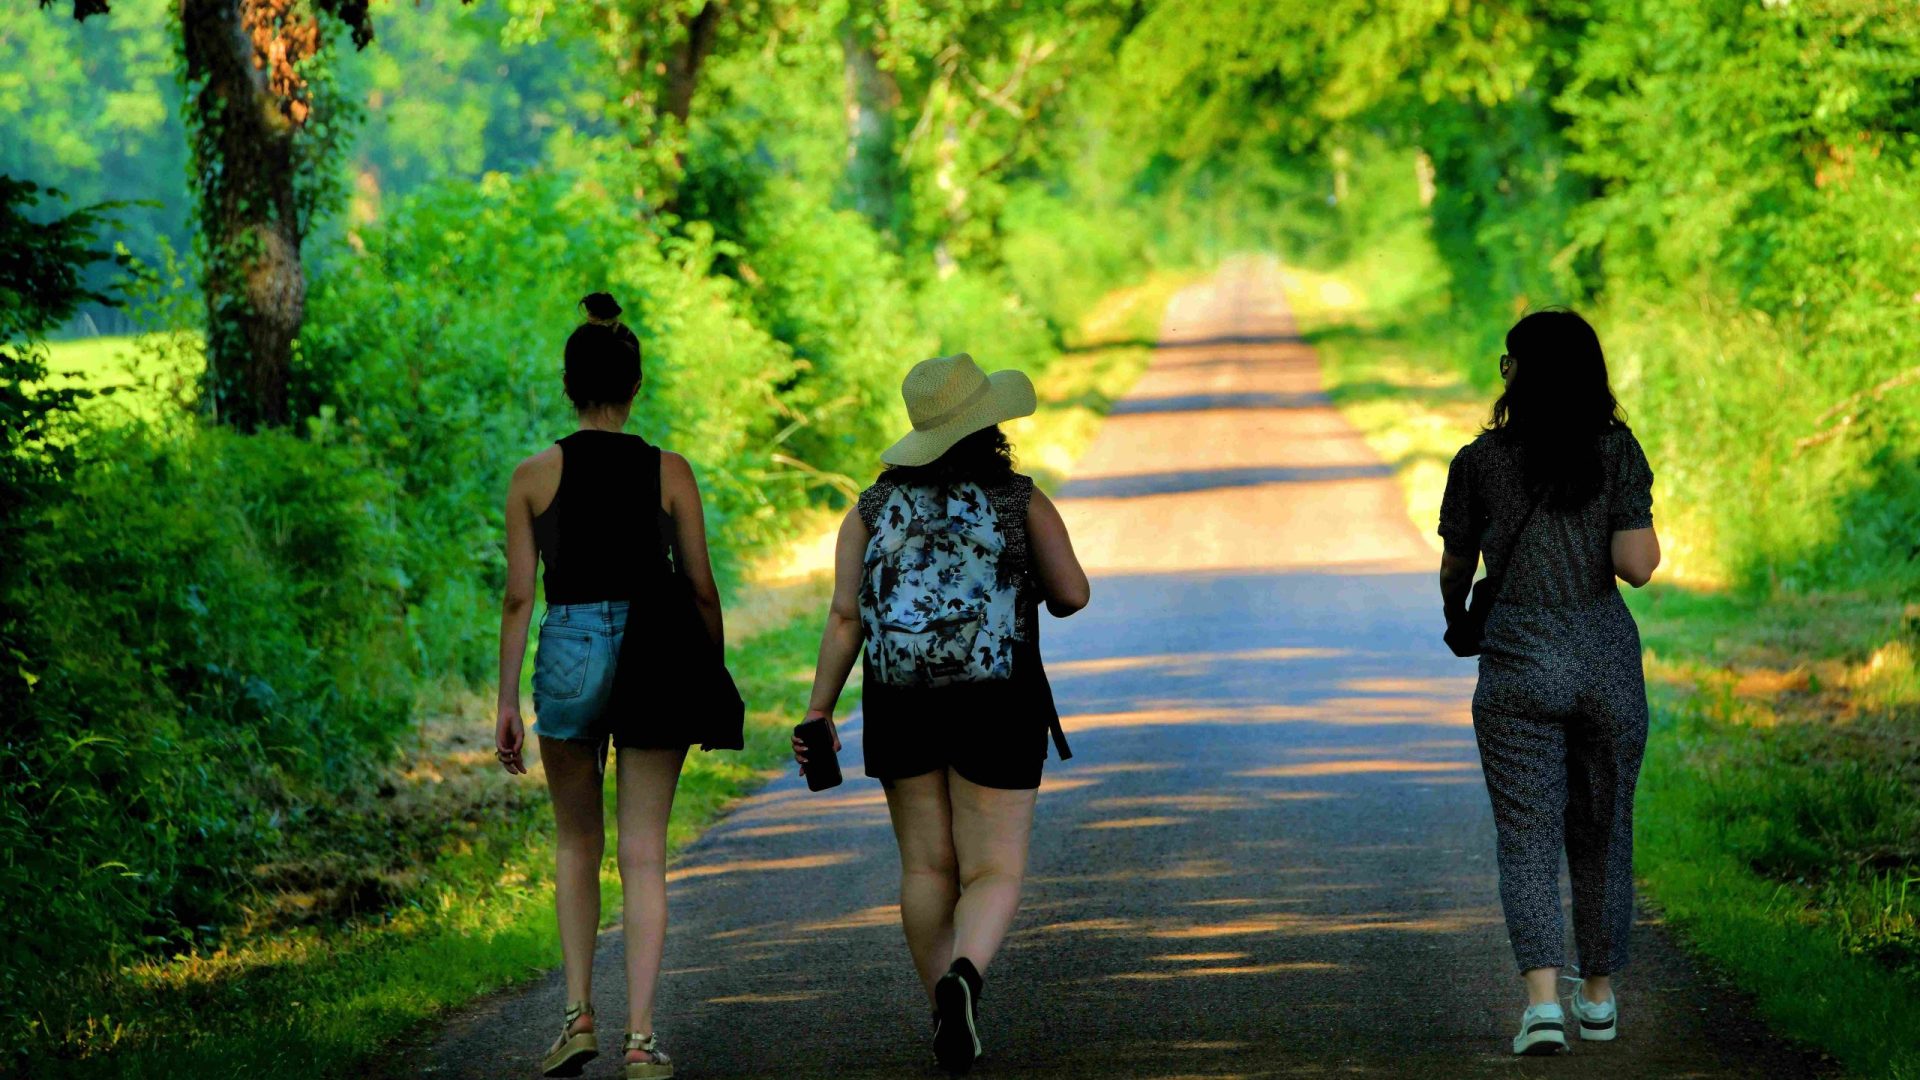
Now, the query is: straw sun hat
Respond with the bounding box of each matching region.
[880,353,1037,467]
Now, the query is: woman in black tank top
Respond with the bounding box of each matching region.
[495,293,726,1079]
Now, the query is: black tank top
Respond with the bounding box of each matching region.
[531,430,676,605]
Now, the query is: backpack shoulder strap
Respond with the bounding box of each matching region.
[857,479,897,534]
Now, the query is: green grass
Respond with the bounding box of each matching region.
[1284,258,1920,1079]
[41,333,202,424]
[42,609,836,1079]
[1630,585,1920,1080]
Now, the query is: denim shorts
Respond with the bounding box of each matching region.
[532,600,628,748]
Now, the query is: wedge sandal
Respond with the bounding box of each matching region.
[623,1032,673,1078]
[541,1001,597,1077]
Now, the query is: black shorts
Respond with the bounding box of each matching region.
[861,677,1054,791]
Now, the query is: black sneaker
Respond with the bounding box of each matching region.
[932,958,983,1075]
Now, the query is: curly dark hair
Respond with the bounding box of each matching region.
[1485,308,1629,510]
[880,425,1017,487]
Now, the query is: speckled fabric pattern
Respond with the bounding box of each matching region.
[1440,427,1654,976]
[1439,427,1654,605]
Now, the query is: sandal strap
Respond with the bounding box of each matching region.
[563,1001,593,1025]
[625,1032,659,1052]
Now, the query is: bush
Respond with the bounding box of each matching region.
[300,170,804,684]
[6,423,412,1042]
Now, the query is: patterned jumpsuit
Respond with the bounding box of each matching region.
[1439,426,1656,975]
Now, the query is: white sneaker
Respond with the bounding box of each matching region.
[1567,981,1618,1041]
[1512,1002,1568,1056]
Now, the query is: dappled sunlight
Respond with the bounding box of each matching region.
[1030,917,1138,934]
[794,905,899,933]
[730,788,889,819]
[1155,952,1250,962]
[1060,697,1469,734]
[1233,759,1477,779]
[1314,695,1470,722]
[667,852,860,883]
[1146,911,1495,939]
[1079,815,1193,830]
[704,991,823,1005]
[1090,794,1261,812]
[1109,961,1343,980]
[725,823,814,840]
[1034,775,1105,796]
[1048,646,1347,679]
[1339,675,1477,695]
[1030,859,1237,887]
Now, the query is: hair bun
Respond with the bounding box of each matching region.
[581,292,623,323]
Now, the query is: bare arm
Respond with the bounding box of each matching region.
[663,451,724,646]
[1028,488,1090,617]
[805,508,866,721]
[1439,549,1477,615]
[1611,526,1661,588]
[791,510,866,771]
[494,461,539,775]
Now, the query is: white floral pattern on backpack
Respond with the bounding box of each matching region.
[861,482,1022,687]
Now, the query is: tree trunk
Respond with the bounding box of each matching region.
[841,15,900,232]
[637,0,723,215]
[661,1,722,130]
[178,0,307,431]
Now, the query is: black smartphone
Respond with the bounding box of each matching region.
[793,716,843,792]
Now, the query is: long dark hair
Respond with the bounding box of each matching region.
[1485,308,1628,509]
[563,292,642,411]
[881,425,1016,487]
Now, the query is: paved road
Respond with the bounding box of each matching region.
[405,259,1827,1079]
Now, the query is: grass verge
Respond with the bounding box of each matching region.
[42,612,833,1080]
[1281,260,1920,1079]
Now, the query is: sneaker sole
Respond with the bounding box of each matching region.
[933,972,981,1075]
[1576,1013,1618,1042]
[1514,1021,1567,1056]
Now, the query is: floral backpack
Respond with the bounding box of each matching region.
[860,481,1021,687]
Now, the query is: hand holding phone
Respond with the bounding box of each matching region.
[792,713,843,792]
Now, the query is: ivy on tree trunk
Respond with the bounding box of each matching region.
[178,0,312,431]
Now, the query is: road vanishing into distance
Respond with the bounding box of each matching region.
[403,259,1827,1080]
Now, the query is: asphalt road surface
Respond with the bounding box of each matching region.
[403,259,1829,1080]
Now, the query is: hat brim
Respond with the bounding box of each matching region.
[879,368,1038,467]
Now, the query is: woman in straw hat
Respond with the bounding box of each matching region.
[793,353,1089,1076]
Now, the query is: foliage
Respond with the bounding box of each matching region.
[0,177,125,1045]
[0,6,186,333]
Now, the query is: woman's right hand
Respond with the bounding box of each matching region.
[495,702,528,775]
[791,710,840,777]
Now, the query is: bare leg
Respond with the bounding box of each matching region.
[542,736,606,1037]
[883,770,961,1003]
[1523,966,1560,1007]
[947,770,1037,976]
[615,744,687,1049]
[1583,973,1613,1003]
